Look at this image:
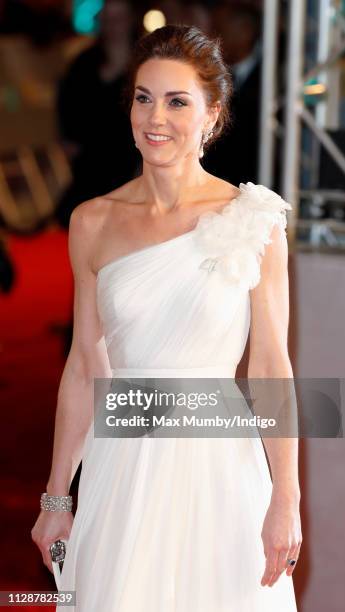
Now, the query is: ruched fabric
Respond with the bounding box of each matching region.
[58,183,297,611]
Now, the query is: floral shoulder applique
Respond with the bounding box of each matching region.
[194,182,292,291]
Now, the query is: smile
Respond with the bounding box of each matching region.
[145,133,172,143]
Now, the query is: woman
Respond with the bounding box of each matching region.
[31,25,302,611]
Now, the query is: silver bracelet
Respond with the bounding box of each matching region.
[40,492,73,512]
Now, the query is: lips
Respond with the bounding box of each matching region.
[144,132,172,145]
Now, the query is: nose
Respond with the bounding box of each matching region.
[148,101,167,127]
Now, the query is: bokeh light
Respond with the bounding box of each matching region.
[143,9,166,33]
[73,0,104,35]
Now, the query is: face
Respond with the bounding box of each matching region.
[130,58,220,166]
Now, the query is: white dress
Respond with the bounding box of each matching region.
[58,182,298,611]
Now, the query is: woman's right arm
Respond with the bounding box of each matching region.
[31,199,112,572]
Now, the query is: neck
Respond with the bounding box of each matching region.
[138,157,210,216]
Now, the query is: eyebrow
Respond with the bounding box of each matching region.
[135,85,192,96]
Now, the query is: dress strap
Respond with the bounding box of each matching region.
[193,182,292,291]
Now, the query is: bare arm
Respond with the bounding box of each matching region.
[248,222,302,587]
[46,200,112,496]
[248,222,300,499]
[32,199,113,572]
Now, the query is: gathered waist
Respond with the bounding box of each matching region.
[110,364,237,379]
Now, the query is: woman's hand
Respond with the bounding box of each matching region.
[31,510,74,573]
[260,491,302,587]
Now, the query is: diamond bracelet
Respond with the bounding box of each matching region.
[40,492,73,512]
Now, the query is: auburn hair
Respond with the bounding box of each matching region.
[122,24,234,151]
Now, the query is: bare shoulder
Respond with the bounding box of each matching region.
[68,179,140,276]
[248,222,290,366]
[259,222,289,278]
[250,222,289,311]
[67,195,120,277]
[69,177,140,228]
[67,198,101,279]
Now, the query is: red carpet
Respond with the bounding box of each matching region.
[0,225,74,605]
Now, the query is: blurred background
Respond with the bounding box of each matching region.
[0,0,344,610]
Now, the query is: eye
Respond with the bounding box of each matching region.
[170,98,187,107]
[135,94,150,103]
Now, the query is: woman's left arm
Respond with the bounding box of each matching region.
[248,221,302,587]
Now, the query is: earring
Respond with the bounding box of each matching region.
[199,129,214,159]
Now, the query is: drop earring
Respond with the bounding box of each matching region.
[199,129,214,159]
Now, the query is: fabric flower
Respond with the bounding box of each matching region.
[194,182,292,290]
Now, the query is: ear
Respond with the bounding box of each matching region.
[206,100,221,130]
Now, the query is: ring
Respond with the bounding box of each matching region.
[287,559,296,566]
[49,539,66,563]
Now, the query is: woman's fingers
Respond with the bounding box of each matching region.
[285,543,301,577]
[267,547,289,586]
[262,543,301,587]
[42,546,54,574]
[261,547,279,586]
[34,539,56,574]
[31,510,73,576]
[32,532,60,574]
[260,497,302,588]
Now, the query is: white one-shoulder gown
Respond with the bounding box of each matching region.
[58,182,298,611]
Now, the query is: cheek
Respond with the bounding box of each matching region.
[130,104,146,128]
[176,110,203,133]
[182,114,203,141]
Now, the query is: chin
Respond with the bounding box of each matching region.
[147,157,174,165]
[144,153,177,166]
